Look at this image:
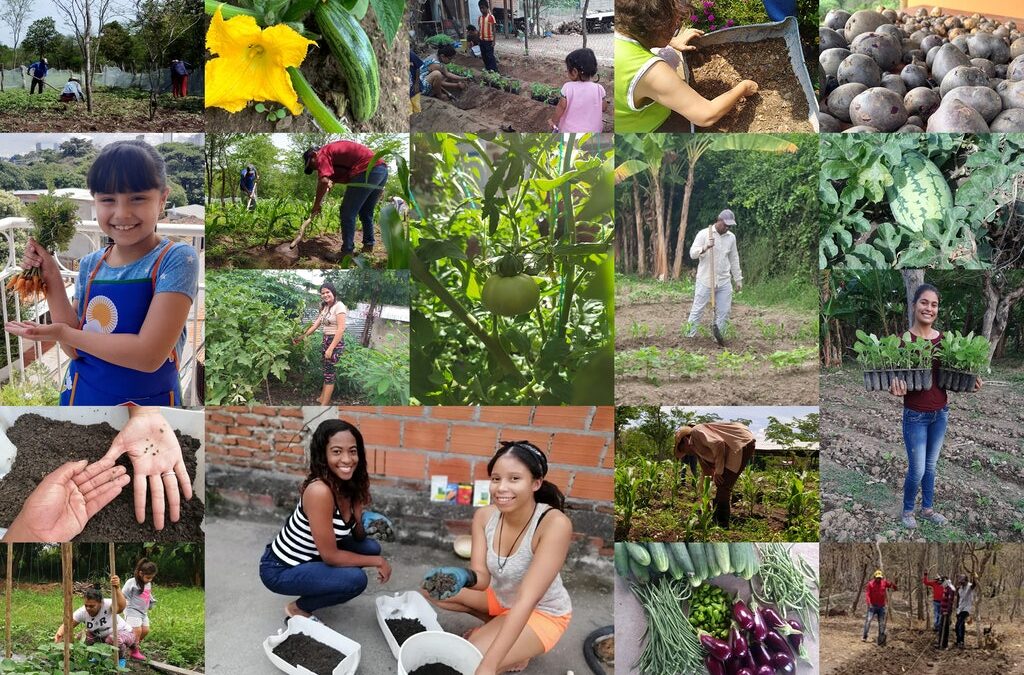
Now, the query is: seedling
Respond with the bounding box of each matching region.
[254,102,288,122]
[630,320,650,339]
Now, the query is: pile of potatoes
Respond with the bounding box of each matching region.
[819,7,1024,132]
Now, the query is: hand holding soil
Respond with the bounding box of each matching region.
[422,567,468,600]
[103,409,193,531]
[4,459,129,542]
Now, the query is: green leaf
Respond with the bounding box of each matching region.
[417,238,467,263]
[338,0,370,19]
[368,0,405,47]
[255,102,267,113]
[275,108,287,119]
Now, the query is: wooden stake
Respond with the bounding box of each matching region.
[5,542,12,659]
[61,543,72,675]
[109,542,118,668]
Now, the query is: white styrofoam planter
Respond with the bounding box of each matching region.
[398,631,483,675]
[263,615,361,675]
[375,591,445,660]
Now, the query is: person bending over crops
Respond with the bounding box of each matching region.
[552,48,606,133]
[4,141,198,406]
[303,140,389,260]
[54,577,137,667]
[613,0,757,132]
[673,421,755,528]
[889,284,981,531]
[293,283,347,406]
[862,570,896,643]
[122,558,158,661]
[60,77,85,103]
[420,441,573,675]
[260,419,395,622]
[685,209,742,338]
[420,44,471,101]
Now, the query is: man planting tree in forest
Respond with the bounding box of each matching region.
[673,421,755,527]
[685,208,742,340]
[863,570,897,645]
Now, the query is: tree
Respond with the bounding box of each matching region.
[53,0,115,112]
[59,137,96,158]
[132,0,204,119]
[158,141,204,205]
[902,269,924,329]
[97,20,134,68]
[0,189,22,218]
[0,0,32,67]
[22,17,60,62]
[981,271,1024,365]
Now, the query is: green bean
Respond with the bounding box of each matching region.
[632,576,705,674]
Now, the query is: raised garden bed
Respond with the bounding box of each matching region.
[272,633,346,675]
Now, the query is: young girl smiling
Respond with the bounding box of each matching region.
[5,140,199,405]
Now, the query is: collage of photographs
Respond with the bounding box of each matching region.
[0,0,1020,674]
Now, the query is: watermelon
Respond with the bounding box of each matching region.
[884,151,953,233]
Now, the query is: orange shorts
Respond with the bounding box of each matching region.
[485,587,571,652]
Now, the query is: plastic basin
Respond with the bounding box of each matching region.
[398,631,483,675]
[375,591,445,660]
[263,616,361,675]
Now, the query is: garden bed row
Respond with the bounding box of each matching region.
[445,63,562,104]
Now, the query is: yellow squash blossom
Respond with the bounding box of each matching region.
[205,7,316,115]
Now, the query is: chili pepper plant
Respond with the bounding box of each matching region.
[410,133,614,405]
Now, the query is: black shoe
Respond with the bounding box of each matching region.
[361,243,374,253]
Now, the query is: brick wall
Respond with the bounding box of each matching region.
[206,405,614,503]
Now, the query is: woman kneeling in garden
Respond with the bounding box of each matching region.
[890,284,981,530]
[421,441,573,675]
[259,419,394,621]
[294,283,347,405]
[54,576,136,664]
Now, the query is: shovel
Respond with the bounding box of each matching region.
[708,224,724,346]
[288,217,313,250]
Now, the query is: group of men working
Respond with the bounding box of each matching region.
[863,570,978,650]
[23,57,191,101]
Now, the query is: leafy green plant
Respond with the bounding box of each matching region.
[0,641,127,673]
[766,346,816,370]
[853,330,883,369]
[0,363,60,406]
[254,102,288,122]
[339,336,410,405]
[738,470,761,518]
[629,320,650,339]
[444,63,475,78]
[529,82,560,104]
[716,349,756,372]
[902,332,934,368]
[425,34,455,47]
[939,330,990,373]
[754,319,784,341]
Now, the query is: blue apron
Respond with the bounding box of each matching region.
[60,241,182,406]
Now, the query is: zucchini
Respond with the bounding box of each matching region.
[314,0,380,122]
[625,542,651,567]
[668,543,696,577]
[614,543,630,578]
[646,542,670,573]
[687,543,708,583]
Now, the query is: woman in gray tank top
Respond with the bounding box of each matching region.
[421,441,573,675]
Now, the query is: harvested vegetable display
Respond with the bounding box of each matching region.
[689,582,731,641]
[5,191,79,301]
[754,543,820,640]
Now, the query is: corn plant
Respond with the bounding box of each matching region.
[686,476,717,537]
[615,464,643,536]
[738,471,761,518]
[630,320,650,339]
[784,475,808,526]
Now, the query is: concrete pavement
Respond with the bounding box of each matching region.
[205,516,613,674]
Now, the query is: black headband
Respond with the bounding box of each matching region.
[501,440,548,477]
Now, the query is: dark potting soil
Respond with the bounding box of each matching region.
[0,414,204,542]
[409,664,464,675]
[422,572,458,599]
[385,617,427,646]
[272,632,346,675]
[688,39,814,133]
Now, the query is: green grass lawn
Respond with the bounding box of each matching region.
[1,584,204,669]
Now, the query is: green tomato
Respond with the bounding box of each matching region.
[481,273,540,317]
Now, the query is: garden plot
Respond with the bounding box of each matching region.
[0,89,203,132]
[820,365,1024,543]
[615,299,819,406]
[820,616,1023,675]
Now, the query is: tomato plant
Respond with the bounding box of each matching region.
[410,133,614,405]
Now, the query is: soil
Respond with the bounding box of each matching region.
[422,572,458,600]
[819,364,1024,543]
[272,632,347,675]
[409,664,463,675]
[687,39,814,133]
[820,616,1024,675]
[594,635,614,665]
[386,617,428,646]
[262,376,369,407]
[208,229,389,270]
[615,298,819,406]
[0,106,204,132]
[0,414,204,542]
[411,52,613,132]
[206,10,408,132]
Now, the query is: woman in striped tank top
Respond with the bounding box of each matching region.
[421,441,573,675]
[259,420,392,621]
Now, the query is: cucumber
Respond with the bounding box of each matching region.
[625,542,651,567]
[314,0,380,122]
[629,556,650,583]
[728,542,748,578]
[704,543,722,578]
[665,545,686,581]
[614,543,630,578]
[646,542,670,573]
[687,543,708,583]
[668,543,696,577]
[714,543,731,574]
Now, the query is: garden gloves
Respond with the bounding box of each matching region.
[362,510,395,542]
[422,566,477,600]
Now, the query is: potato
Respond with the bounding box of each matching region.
[817,112,843,132]
[851,31,903,70]
[990,108,1024,131]
[843,125,880,132]
[845,10,890,41]
[881,73,908,96]
[900,63,931,89]
[820,48,852,79]
[967,32,1010,64]
[997,79,1024,110]
[970,58,996,77]
[821,27,848,51]
[897,123,925,131]
[1011,37,1024,60]
[944,85,1003,122]
[904,87,942,117]
[1007,55,1024,81]
[920,34,944,52]
[931,43,972,83]
[926,97,990,131]
[938,65,990,96]
[838,53,882,88]
[849,87,909,131]
[824,9,852,31]
[828,82,868,122]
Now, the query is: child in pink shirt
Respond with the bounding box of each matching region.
[552,48,606,132]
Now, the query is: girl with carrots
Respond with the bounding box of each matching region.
[421,441,573,675]
[5,140,199,405]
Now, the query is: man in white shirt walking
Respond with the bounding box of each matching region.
[685,208,743,338]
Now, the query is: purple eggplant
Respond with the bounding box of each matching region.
[732,598,755,631]
[749,642,772,668]
[787,618,811,662]
[764,629,793,657]
[755,666,774,675]
[699,630,732,661]
[729,624,749,659]
[772,651,797,674]
[749,604,768,642]
[705,655,727,675]
[760,605,787,629]
[743,651,756,672]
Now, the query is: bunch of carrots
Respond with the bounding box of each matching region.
[6,192,79,302]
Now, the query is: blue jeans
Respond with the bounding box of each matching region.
[932,600,941,630]
[863,605,886,639]
[340,164,388,252]
[901,407,948,513]
[259,538,381,613]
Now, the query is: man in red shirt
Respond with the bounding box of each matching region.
[303,141,389,260]
[477,0,498,72]
[922,572,947,632]
[863,570,897,643]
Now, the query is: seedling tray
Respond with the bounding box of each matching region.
[376,591,445,659]
[264,615,361,675]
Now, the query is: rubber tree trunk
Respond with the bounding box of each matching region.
[671,155,697,279]
[633,180,645,276]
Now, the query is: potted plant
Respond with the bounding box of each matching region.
[853,330,884,391]
[878,334,903,391]
[901,332,934,392]
[938,331,989,392]
[506,78,522,94]
[529,82,548,103]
